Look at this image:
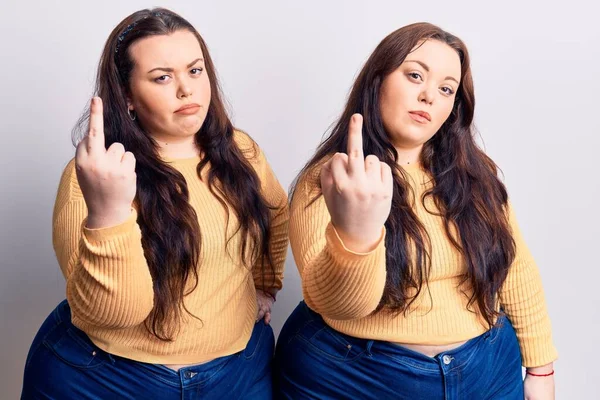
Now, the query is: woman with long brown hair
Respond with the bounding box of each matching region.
[274,23,556,399]
[21,8,288,399]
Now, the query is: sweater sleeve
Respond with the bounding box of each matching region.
[232,131,289,295]
[499,202,558,367]
[52,159,154,329]
[289,167,387,320]
[250,144,290,296]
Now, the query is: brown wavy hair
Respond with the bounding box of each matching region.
[72,8,276,340]
[291,22,516,327]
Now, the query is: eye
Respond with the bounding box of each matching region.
[441,86,455,95]
[155,75,171,83]
[408,72,423,81]
[191,67,204,75]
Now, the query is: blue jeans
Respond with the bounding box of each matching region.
[22,300,274,399]
[273,301,524,400]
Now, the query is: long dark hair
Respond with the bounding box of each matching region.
[292,22,516,327]
[73,8,275,340]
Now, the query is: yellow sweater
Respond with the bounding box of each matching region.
[52,131,289,364]
[290,162,557,368]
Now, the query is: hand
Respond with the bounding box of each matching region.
[524,364,555,400]
[75,97,137,229]
[256,290,275,324]
[320,114,393,252]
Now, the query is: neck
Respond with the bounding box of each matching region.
[394,143,423,167]
[152,133,199,160]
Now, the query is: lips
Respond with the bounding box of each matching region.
[175,103,201,114]
[408,111,431,124]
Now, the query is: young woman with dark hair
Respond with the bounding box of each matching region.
[274,22,556,400]
[22,8,288,399]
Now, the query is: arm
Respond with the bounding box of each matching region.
[290,115,392,321]
[499,202,558,368]
[250,146,289,297]
[289,167,388,320]
[53,161,154,330]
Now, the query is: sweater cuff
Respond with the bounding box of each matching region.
[82,209,138,243]
[326,223,386,259]
[520,337,559,368]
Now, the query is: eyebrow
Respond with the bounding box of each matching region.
[147,58,204,74]
[404,60,459,84]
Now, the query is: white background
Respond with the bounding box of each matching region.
[2,1,598,398]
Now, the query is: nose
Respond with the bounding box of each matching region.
[418,84,435,105]
[177,79,193,99]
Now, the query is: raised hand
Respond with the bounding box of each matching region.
[75,97,137,229]
[320,114,393,253]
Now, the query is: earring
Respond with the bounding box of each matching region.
[128,108,137,121]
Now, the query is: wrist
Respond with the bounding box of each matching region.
[333,225,383,253]
[265,291,276,302]
[257,289,277,302]
[87,207,133,229]
[526,363,554,377]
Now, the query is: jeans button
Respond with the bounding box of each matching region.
[184,371,192,379]
[442,355,453,365]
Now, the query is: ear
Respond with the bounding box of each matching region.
[124,90,134,110]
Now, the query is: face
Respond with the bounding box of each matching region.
[379,39,462,150]
[126,29,211,142]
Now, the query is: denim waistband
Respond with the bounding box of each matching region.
[300,301,504,373]
[51,299,264,388]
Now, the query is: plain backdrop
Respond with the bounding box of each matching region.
[2,1,598,398]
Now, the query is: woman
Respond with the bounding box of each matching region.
[274,23,556,399]
[22,8,288,399]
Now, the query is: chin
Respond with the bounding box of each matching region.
[179,120,204,135]
[391,128,433,148]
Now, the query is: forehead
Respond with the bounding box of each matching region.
[129,29,204,68]
[404,39,462,81]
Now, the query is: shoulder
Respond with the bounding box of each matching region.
[58,158,82,197]
[291,155,332,205]
[232,129,261,163]
[53,158,84,219]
